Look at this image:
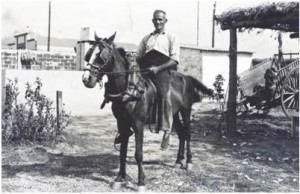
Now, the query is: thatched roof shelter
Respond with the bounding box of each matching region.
[214,1,299,136]
[216,1,299,37]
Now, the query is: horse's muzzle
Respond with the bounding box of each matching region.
[82,71,97,88]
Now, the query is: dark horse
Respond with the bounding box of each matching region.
[82,32,213,191]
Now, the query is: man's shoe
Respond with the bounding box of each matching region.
[150,126,160,133]
[161,132,171,151]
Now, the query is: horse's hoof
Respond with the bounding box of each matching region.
[186,163,193,172]
[112,181,122,189]
[137,186,146,192]
[174,163,183,169]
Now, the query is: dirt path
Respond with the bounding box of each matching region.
[2,102,299,192]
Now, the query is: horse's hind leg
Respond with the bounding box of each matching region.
[181,108,193,171]
[173,113,185,169]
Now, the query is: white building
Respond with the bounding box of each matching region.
[2,31,77,52]
[179,45,253,90]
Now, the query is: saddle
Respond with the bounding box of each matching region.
[123,55,158,132]
[101,52,159,132]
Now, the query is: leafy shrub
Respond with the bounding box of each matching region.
[213,74,225,101]
[2,77,71,144]
[213,74,226,111]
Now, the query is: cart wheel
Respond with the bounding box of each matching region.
[281,67,299,119]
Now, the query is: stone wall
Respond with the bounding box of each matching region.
[1,50,18,69]
[1,49,77,70]
[179,47,203,81]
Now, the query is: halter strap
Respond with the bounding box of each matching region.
[99,40,114,51]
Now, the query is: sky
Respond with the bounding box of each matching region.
[1,0,299,58]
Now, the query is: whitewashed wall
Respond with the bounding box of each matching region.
[3,69,111,116]
[202,52,252,90]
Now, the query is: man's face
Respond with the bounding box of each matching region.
[152,12,167,32]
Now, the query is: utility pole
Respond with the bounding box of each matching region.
[212,1,216,48]
[128,1,133,31]
[47,1,51,51]
[197,1,200,46]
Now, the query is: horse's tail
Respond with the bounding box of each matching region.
[189,76,213,102]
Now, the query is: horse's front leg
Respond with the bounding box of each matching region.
[113,122,131,188]
[132,120,145,192]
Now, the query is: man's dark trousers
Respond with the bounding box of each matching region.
[140,50,174,133]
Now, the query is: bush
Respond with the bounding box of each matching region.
[213,74,225,101]
[2,77,71,144]
[213,74,226,111]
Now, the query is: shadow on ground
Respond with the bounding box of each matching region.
[2,152,119,182]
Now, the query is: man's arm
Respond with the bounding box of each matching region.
[169,33,180,64]
[136,35,148,64]
[150,33,179,74]
[150,59,178,74]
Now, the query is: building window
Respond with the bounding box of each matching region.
[16,34,27,49]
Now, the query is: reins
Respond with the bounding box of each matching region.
[100,68,151,76]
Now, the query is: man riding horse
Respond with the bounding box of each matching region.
[82,18,214,189]
[112,10,179,150]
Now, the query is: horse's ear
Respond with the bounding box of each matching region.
[107,32,116,45]
[94,32,100,42]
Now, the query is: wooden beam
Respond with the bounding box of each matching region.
[226,28,237,136]
[220,14,298,32]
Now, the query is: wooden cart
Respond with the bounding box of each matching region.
[237,54,299,118]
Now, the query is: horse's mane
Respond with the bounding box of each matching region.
[115,46,130,70]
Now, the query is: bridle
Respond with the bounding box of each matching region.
[83,40,150,78]
[83,40,115,79]
[83,39,151,99]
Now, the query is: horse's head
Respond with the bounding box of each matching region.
[82,32,116,88]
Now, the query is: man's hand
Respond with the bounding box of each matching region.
[149,66,160,75]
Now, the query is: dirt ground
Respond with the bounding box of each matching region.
[2,101,299,192]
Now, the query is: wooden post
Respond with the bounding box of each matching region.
[212,1,216,48]
[278,32,283,67]
[197,1,200,46]
[226,28,237,136]
[290,111,299,137]
[17,50,22,70]
[47,1,51,51]
[56,91,62,131]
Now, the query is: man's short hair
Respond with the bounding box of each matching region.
[153,9,167,17]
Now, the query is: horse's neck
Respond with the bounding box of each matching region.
[127,63,143,84]
[108,51,128,94]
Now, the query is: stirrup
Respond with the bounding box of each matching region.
[114,131,134,144]
[114,133,122,145]
[113,131,134,151]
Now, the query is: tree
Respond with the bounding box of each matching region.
[213,74,225,101]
